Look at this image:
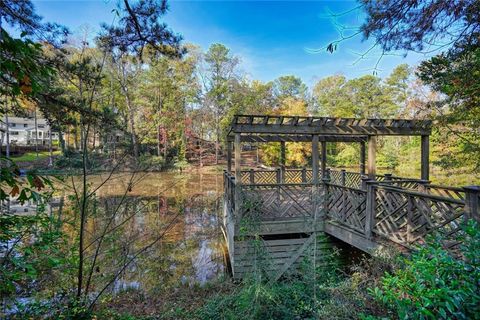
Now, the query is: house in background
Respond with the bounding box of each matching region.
[1,116,60,146]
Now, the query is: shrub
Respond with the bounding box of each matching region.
[370,221,480,320]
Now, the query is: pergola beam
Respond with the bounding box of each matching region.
[227,134,368,143]
[230,115,432,136]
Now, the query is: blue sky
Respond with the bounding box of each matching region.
[33,0,430,87]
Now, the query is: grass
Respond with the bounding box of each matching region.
[11,150,61,162]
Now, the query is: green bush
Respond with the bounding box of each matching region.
[138,154,166,170]
[370,221,480,320]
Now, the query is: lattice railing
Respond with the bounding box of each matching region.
[329,170,343,185]
[240,170,278,184]
[284,169,308,183]
[240,169,364,187]
[326,183,367,234]
[224,171,236,214]
[373,186,466,247]
[378,179,422,190]
[239,184,315,220]
[426,184,466,201]
[226,170,478,249]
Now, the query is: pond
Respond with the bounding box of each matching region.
[44,170,227,297]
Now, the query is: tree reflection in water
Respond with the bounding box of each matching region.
[70,171,225,296]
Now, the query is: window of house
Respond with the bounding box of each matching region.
[9,123,16,127]
[38,125,45,128]
[11,131,19,135]
[24,123,28,127]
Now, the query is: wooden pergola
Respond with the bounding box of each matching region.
[222,115,480,280]
[226,114,432,182]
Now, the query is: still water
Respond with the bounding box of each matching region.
[61,170,226,294]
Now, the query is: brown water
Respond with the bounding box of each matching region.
[60,170,226,295]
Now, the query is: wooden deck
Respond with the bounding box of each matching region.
[224,169,480,280]
[223,114,478,280]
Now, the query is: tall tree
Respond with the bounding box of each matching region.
[203,43,239,164]
[361,0,480,171]
[272,75,308,101]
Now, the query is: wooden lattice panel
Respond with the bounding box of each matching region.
[224,172,236,213]
[240,171,250,184]
[284,170,303,184]
[305,170,313,182]
[345,172,362,189]
[329,170,342,185]
[326,184,367,233]
[427,185,465,201]
[374,187,465,246]
[240,185,314,220]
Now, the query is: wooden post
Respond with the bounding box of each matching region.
[280,141,286,183]
[361,176,369,191]
[276,168,281,184]
[249,169,254,184]
[367,136,377,180]
[234,133,241,183]
[340,169,346,186]
[312,135,319,185]
[234,133,241,220]
[301,167,307,183]
[324,168,331,182]
[280,141,286,167]
[321,141,327,179]
[463,186,480,222]
[421,135,429,181]
[364,180,376,239]
[360,141,366,175]
[384,173,392,181]
[227,141,232,173]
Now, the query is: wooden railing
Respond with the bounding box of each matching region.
[239,183,315,221]
[240,168,360,186]
[325,180,479,248]
[373,185,466,247]
[224,171,236,214]
[326,183,367,234]
[225,169,479,250]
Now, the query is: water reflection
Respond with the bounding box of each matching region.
[4,170,225,298]
[83,171,225,294]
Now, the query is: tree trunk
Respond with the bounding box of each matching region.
[124,93,139,159]
[48,128,53,167]
[59,128,66,155]
[34,108,39,159]
[92,126,96,151]
[74,125,79,151]
[215,112,219,165]
[5,112,10,157]
[164,136,167,160]
[157,125,161,157]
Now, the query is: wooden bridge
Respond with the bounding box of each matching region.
[223,115,480,280]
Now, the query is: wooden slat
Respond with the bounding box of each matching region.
[230,114,432,136]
